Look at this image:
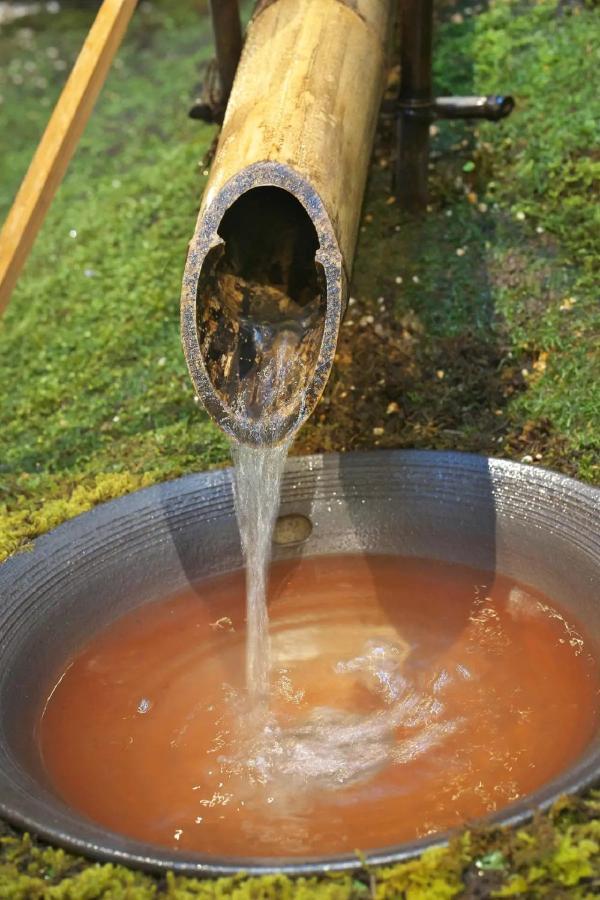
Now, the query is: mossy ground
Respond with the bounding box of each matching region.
[0,0,598,896]
[1,794,599,898]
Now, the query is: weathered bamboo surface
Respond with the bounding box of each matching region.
[182,0,392,445]
[202,0,391,268]
[0,0,137,314]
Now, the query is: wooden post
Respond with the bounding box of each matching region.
[210,0,242,109]
[181,0,393,446]
[394,0,433,210]
[0,0,138,314]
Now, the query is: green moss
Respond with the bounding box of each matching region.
[298,0,598,483]
[1,796,599,897]
[0,1,230,562]
[432,0,600,469]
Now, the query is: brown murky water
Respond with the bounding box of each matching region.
[39,555,599,858]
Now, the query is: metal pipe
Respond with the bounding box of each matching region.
[433,94,515,121]
[394,0,433,211]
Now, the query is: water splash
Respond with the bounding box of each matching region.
[219,637,462,803]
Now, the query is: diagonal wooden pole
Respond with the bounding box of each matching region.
[0,0,138,315]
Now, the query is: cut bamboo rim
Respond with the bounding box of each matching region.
[181,0,392,447]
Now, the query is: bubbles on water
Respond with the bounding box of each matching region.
[508,587,585,655]
[335,638,409,704]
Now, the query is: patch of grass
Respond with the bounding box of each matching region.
[301,0,599,482]
[0,1,229,559]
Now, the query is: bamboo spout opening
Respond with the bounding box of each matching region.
[195,186,329,445]
[182,0,391,446]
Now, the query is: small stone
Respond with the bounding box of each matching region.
[386,402,400,415]
[372,427,384,436]
[436,370,445,380]
[478,202,488,213]
[395,276,403,284]
[348,296,356,306]
[559,297,577,311]
[456,247,466,257]
[429,124,439,137]
[521,455,533,464]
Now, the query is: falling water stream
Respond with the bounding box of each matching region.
[231,441,290,705]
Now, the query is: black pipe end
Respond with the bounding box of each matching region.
[487,95,515,120]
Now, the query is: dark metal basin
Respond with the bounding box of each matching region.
[0,450,598,875]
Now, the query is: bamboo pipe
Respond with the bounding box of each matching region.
[0,0,138,314]
[181,0,392,446]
